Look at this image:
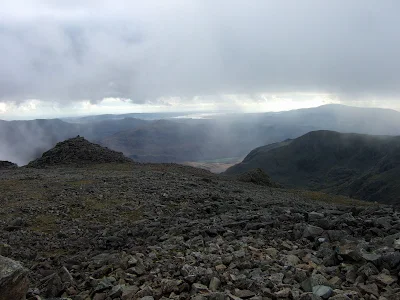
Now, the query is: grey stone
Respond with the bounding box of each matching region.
[0,255,29,300]
[109,284,124,298]
[121,285,140,300]
[375,273,397,285]
[359,283,379,297]
[209,277,221,292]
[308,212,325,221]
[303,225,324,239]
[312,285,333,299]
[283,254,300,266]
[94,277,114,293]
[41,273,64,298]
[0,244,11,257]
[234,289,256,299]
[191,283,209,294]
[161,279,181,294]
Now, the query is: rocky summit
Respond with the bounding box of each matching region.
[0,161,18,169]
[1,161,400,299]
[27,136,132,168]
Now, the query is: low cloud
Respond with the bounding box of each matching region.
[0,0,399,106]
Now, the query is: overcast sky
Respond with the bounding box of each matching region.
[1,0,399,119]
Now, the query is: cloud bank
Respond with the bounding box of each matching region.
[0,0,399,105]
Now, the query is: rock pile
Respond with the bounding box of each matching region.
[236,168,281,187]
[27,136,132,168]
[0,160,18,169]
[0,163,399,299]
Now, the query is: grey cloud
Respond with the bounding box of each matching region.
[0,0,399,104]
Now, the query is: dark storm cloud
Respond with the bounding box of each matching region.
[0,0,399,104]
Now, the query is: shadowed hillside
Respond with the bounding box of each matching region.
[225,130,400,204]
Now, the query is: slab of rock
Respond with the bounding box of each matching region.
[209,277,221,292]
[0,255,29,300]
[308,211,325,221]
[283,254,300,266]
[359,283,379,297]
[375,273,397,285]
[303,225,324,239]
[191,283,209,294]
[312,285,333,299]
[121,285,139,300]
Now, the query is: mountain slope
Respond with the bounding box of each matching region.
[225,130,400,204]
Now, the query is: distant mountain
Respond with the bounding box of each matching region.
[62,112,194,123]
[2,104,400,166]
[225,130,400,204]
[100,119,229,162]
[79,118,149,141]
[99,104,400,164]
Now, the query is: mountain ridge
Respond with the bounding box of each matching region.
[3,104,400,166]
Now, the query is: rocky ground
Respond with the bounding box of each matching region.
[1,163,400,300]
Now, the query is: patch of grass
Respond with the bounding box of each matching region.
[298,190,376,207]
[38,248,68,258]
[166,200,189,210]
[66,179,94,186]
[0,179,26,191]
[69,195,143,224]
[0,179,46,201]
[30,214,58,233]
[91,163,135,171]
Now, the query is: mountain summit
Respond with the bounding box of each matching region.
[27,136,132,168]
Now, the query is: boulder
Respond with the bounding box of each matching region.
[0,255,29,300]
[303,225,324,240]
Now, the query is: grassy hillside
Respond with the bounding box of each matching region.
[225,130,400,204]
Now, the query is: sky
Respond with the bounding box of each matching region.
[1,0,400,119]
